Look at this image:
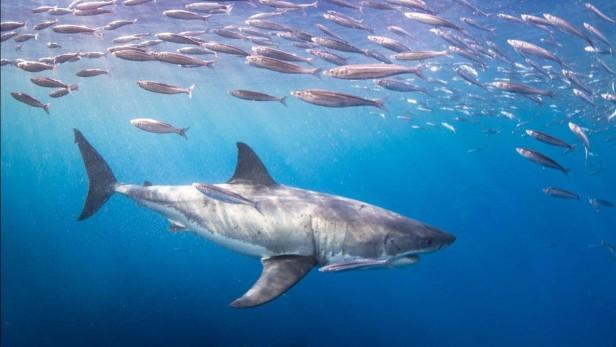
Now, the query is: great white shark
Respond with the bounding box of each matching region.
[74,129,455,308]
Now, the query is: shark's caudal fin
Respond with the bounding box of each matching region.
[74,129,117,221]
[227,142,277,186]
[230,255,316,308]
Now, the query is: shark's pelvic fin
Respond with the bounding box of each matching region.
[74,129,117,221]
[227,142,277,187]
[230,255,315,308]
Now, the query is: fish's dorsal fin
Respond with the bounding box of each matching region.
[143,181,153,187]
[230,255,316,308]
[227,142,277,186]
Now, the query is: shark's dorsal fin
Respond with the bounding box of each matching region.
[230,255,316,308]
[227,142,277,186]
[143,181,153,187]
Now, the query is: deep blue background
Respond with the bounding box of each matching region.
[2,0,616,346]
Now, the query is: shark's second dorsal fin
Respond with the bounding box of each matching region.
[227,142,277,186]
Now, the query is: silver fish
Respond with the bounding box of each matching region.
[568,122,591,160]
[306,49,347,65]
[543,187,580,200]
[130,118,189,139]
[252,47,314,64]
[260,0,317,10]
[525,130,573,151]
[588,198,614,211]
[229,90,287,106]
[1,21,26,31]
[323,11,373,33]
[584,3,615,25]
[490,81,554,97]
[542,13,593,46]
[10,92,50,114]
[245,19,293,32]
[16,60,55,72]
[387,25,412,38]
[325,64,422,79]
[52,24,101,37]
[516,147,568,175]
[367,35,409,53]
[246,55,320,76]
[156,33,203,46]
[291,89,385,109]
[112,49,154,61]
[404,12,462,31]
[104,19,138,30]
[572,88,594,106]
[163,10,210,21]
[123,0,154,6]
[203,42,249,56]
[74,0,116,11]
[311,36,364,54]
[392,50,449,61]
[137,80,195,98]
[373,79,427,93]
[583,23,612,49]
[33,19,58,31]
[76,68,109,77]
[151,51,215,68]
[177,47,215,55]
[14,33,38,43]
[30,76,71,89]
[48,7,74,15]
[507,39,563,66]
[315,23,344,40]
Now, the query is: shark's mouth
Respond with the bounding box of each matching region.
[318,254,420,272]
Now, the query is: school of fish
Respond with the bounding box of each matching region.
[1,0,615,215]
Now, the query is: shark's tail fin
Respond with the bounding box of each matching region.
[74,129,117,221]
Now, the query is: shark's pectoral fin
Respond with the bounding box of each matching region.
[230,255,316,308]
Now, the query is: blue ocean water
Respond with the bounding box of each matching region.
[1,0,616,346]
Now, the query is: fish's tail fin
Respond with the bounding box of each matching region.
[309,1,318,8]
[43,103,50,114]
[564,144,575,154]
[93,27,104,40]
[374,97,388,111]
[312,68,322,79]
[179,127,190,140]
[413,64,425,80]
[74,129,117,221]
[279,96,288,107]
[188,83,196,99]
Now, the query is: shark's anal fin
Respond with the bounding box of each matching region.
[230,255,315,308]
[227,142,277,187]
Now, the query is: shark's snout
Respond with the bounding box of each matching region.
[433,228,456,249]
[384,222,455,256]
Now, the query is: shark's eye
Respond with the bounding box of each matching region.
[426,239,433,246]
